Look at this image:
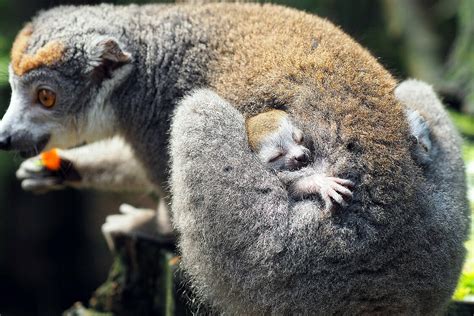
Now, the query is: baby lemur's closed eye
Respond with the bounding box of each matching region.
[246,110,310,171]
[246,110,353,209]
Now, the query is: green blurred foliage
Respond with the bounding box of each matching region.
[450,110,474,139]
[449,111,474,301]
[0,56,8,86]
[453,211,474,301]
[0,32,10,87]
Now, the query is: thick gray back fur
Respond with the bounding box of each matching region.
[9,3,470,314]
[170,86,469,314]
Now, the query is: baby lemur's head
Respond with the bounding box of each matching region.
[246,110,310,171]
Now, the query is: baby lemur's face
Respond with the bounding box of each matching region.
[247,110,310,171]
[258,119,310,171]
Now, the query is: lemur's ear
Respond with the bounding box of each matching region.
[406,108,432,166]
[88,37,132,80]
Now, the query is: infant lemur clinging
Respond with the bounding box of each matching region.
[245,106,434,209]
[246,109,353,209]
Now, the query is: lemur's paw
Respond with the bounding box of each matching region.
[320,177,353,209]
[101,204,158,251]
[16,149,80,193]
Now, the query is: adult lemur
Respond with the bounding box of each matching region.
[1,2,469,314]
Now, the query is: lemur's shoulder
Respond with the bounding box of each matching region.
[188,3,397,115]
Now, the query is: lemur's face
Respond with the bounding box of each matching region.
[3,66,96,157]
[0,21,132,157]
[257,119,310,171]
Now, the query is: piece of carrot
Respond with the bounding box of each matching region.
[40,148,61,171]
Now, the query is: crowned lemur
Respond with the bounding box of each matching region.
[1,2,469,314]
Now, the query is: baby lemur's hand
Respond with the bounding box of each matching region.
[16,149,81,193]
[290,174,353,210]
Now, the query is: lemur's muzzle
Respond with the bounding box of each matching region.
[0,129,50,157]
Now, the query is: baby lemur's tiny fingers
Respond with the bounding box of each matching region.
[326,189,347,207]
[328,177,354,187]
[331,182,353,198]
[322,195,333,210]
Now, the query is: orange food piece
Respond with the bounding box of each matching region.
[168,256,181,266]
[40,148,61,171]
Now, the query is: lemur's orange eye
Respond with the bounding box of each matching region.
[38,89,56,108]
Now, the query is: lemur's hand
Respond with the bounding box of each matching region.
[16,149,81,193]
[290,175,353,210]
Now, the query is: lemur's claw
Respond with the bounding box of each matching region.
[328,177,354,188]
[325,177,353,209]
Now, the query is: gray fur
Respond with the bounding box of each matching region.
[16,136,154,193]
[170,86,469,314]
[0,2,468,314]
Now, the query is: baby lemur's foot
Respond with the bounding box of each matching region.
[291,175,353,210]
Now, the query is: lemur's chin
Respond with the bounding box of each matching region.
[19,135,50,158]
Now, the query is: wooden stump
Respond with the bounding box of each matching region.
[64,233,192,316]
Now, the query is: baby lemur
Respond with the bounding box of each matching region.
[246,110,353,208]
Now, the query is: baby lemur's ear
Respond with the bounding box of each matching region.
[405,108,433,166]
[87,37,132,80]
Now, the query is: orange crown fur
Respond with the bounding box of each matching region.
[11,24,65,76]
[246,110,288,151]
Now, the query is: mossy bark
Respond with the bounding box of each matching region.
[63,234,191,316]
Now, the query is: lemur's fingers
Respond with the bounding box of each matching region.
[140,202,174,236]
[101,223,116,251]
[102,213,143,252]
[119,203,156,215]
[104,212,154,233]
[16,157,50,179]
[119,203,141,214]
[17,157,65,192]
[328,177,354,187]
[322,193,333,210]
[102,205,171,252]
[16,151,81,194]
[20,177,65,193]
[327,189,348,207]
[331,182,353,197]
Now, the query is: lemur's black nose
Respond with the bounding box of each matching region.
[0,135,12,150]
[294,153,309,164]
